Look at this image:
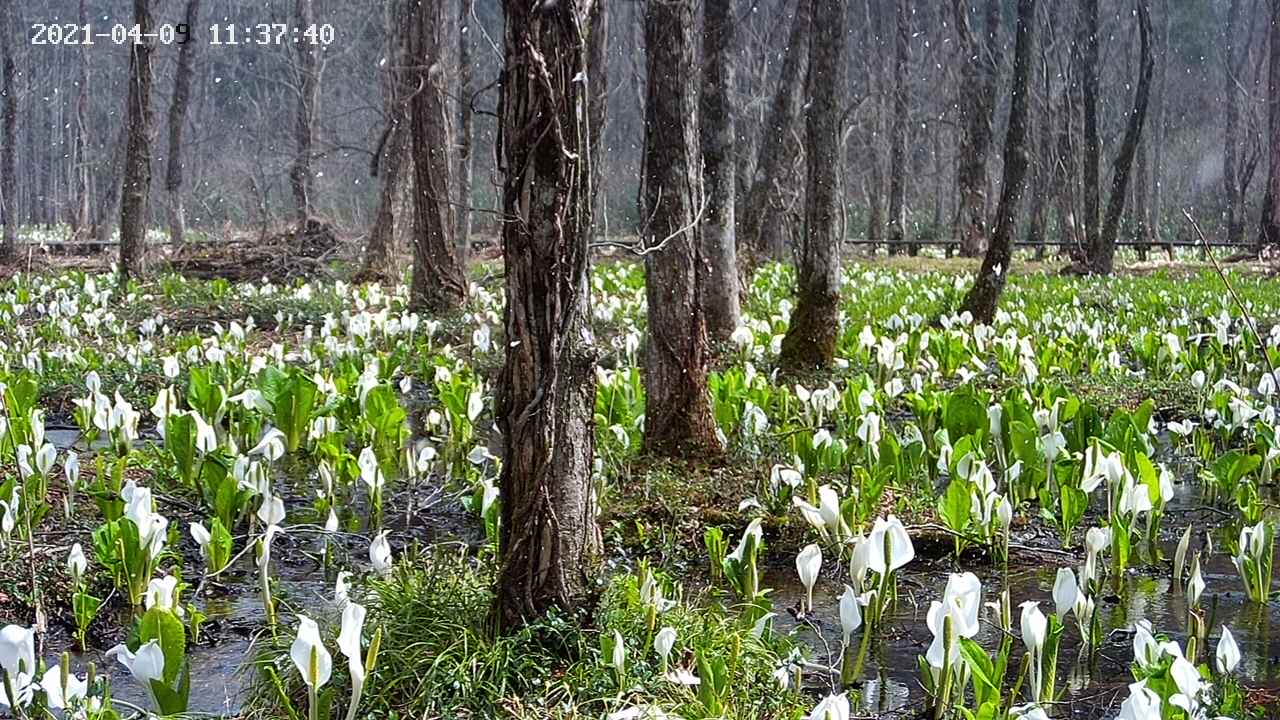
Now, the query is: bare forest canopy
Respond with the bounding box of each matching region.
[6,0,1267,246]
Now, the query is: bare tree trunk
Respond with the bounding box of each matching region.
[886,0,910,255]
[642,0,719,458]
[741,0,811,265]
[1262,0,1280,249]
[1225,0,1244,245]
[1153,0,1170,247]
[119,0,154,282]
[1086,0,1154,275]
[165,0,201,245]
[1080,0,1101,250]
[494,0,601,632]
[360,0,414,283]
[1135,135,1151,261]
[71,0,91,239]
[954,0,1002,257]
[0,0,14,262]
[963,0,1037,323]
[780,0,844,370]
[290,0,318,224]
[456,0,474,254]
[409,0,466,312]
[700,0,742,342]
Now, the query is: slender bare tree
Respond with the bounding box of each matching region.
[779,0,845,369]
[700,0,742,341]
[741,0,811,265]
[290,0,319,224]
[165,0,202,245]
[963,0,1037,323]
[954,0,1002,257]
[0,0,15,263]
[408,0,466,312]
[118,0,155,281]
[1261,0,1280,249]
[642,0,719,458]
[495,0,601,631]
[886,0,910,254]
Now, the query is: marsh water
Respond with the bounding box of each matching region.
[40,429,1280,718]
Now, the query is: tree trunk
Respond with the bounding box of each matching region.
[94,122,127,245]
[1152,0,1169,247]
[1086,0,1154,275]
[741,0,811,265]
[408,0,466,312]
[360,0,414,283]
[954,0,1002,257]
[456,0,474,255]
[1080,0,1101,250]
[494,0,601,632]
[0,0,14,263]
[700,0,742,342]
[118,0,154,282]
[779,0,845,370]
[290,0,319,224]
[71,0,91,239]
[962,0,1037,324]
[1224,0,1244,246]
[642,0,720,458]
[1135,135,1151,261]
[1263,0,1280,249]
[165,0,201,246]
[886,0,910,255]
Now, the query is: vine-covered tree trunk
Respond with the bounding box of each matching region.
[290,0,318,224]
[700,0,742,342]
[886,0,910,255]
[409,0,466,312]
[1262,0,1280,249]
[360,0,414,283]
[495,0,601,631]
[962,0,1037,323]
[954,0,1001,257]
[642,0,720,458]
[165,0,201,245]
[1086,0,1153,275]
[780,0,845,370]
[741,0,811,265]
[118,0,154,281]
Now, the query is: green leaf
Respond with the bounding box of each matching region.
[138,608,187,686]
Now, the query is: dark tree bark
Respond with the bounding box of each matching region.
[290,0,319,224]
[642,0,720,458]
[741,0,811,265]
[93,123,127,245]
[1085,0,1154,275]
[455,0,475,254]
[886,0,910,255]
[165,0,201,245]
[1262,0,1280,249]
[1153,0,1170,247]
[779,0,845,370]
[954,0,1002,257]
[0,0,14,263]
[71,0,91,239]
[494,0,601,631]
[700,0,742,342]
[1080,0,1101,250]
[408,0,466,312]
[359,0,414,283]
[962,0,1037,323]
[1224,0,1245,246]
[118,0,155,281]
